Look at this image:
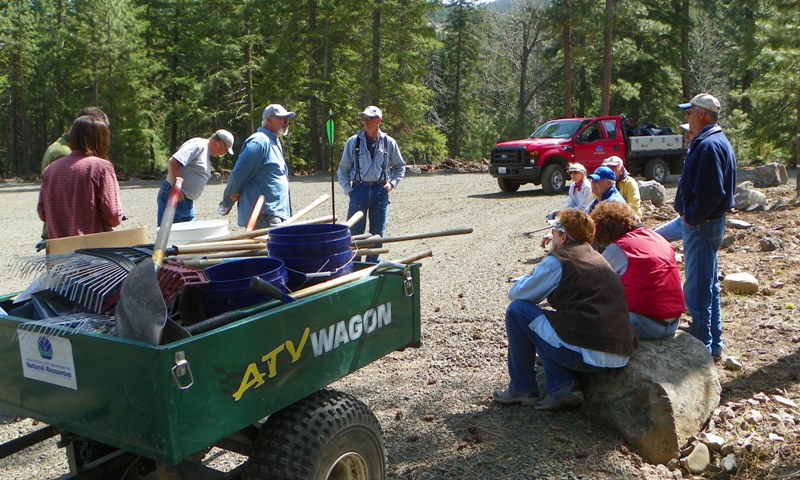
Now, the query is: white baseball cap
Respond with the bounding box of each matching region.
[213,129,234,155]
[262,104,296,121]
[678,93,721,114]
[359,106,383,119]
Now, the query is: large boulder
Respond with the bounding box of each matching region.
[638,180,667,207]
[752,163,788,188]
[580,331,720,465]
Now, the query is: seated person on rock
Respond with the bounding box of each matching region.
[495,209,637,410]
[601,156,642,219]
[590,202,685,340]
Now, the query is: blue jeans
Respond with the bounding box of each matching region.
[683,218,725,355]
[347,183,390,262]
[654,216,683,242]
[505,300,605,395]
[629,313,679,340]
[157,180,195,225]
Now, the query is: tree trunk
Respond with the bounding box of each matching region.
[307,0,322,172]
[679,0,690,100]
[795,99,800,200]
[562,0,573,117]
[600,0,614,115]
[371,0,381,104]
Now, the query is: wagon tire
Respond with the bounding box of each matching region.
[497,178,520,193]
[243,388,386,480]
[541,164,567,195]
[644,158,669,183]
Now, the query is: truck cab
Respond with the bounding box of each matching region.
[489,115,684,194]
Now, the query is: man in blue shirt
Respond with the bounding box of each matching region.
[655,93,737,360]
[220,104,295,228]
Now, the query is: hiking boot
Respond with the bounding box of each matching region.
[493,388,539,406]
[534,389,584,411]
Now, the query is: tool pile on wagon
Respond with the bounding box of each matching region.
[5,182,471,346]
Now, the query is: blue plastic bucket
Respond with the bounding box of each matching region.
[202,257,288,317]
[267,224,353,289]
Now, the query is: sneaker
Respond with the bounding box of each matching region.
[534,389,584,411]
[493,388,539,406]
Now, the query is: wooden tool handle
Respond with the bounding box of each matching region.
[246,195,265,232]
[352,228,473,247]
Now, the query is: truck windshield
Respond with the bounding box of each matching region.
[530,120,582,139]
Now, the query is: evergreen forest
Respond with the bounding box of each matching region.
[1,0,798,177]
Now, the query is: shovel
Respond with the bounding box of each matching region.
[115,177,184,344]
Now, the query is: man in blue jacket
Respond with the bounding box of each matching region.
[656,93,737,360]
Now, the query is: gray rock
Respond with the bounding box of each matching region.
[735,180,754,194]
[752,163,788,188]
[759,235,783,252]
[720,235,736,249]
[722,272,759,295]
[723,357,743,371]
[639,180,667,207]
[698,432,725,451]
[746,410,764,424]
[726,218,752,229]
[580,332,721,464]
[721,453,738,472]
[681,442,710,474]
[406,165,422,174]
[734,188,768,211]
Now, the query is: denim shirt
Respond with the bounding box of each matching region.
[222,128,290,227]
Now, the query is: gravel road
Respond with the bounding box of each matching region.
[0,172,678,479]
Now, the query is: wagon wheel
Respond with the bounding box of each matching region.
[243,389,386,480]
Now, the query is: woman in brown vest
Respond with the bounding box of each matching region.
[494,209,637,410]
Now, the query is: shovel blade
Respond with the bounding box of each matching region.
[115,259,167,345]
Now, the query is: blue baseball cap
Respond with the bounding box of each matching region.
[588,166,616,182]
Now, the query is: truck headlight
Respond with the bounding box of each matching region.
[528,151,538,164]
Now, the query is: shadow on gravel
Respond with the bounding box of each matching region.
[719,346,800,403]
[437,406,626,478]
[468,189,551,200]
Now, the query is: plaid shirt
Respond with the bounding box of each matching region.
[37,152,123,239]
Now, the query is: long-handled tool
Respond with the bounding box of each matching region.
[245,195,266,232]
[351,228,473,247]
[115,178,183,344]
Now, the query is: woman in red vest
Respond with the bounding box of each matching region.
[591,202,685,340]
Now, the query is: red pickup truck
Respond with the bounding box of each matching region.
[489,115,686,194]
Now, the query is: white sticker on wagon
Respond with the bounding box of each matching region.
[18,335,78,390]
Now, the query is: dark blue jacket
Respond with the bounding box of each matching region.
[674,125,737,225]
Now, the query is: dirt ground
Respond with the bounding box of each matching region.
[0,167,798,479]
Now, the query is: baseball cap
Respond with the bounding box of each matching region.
[359,106,383,119]
[588,166,616,182]
[678,93,721,114]
[567,163,586,174]
[262,104,296,121]
[601,156,624,168]
[213,129,234,155]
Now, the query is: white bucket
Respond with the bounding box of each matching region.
[162,219,230,244]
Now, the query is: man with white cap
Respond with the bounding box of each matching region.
[655,93,737,360]
[601,155,642,219]
[337,105,406,262]
[157,129,234,224]
[220,104,295,228]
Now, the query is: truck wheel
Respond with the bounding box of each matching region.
[497,178,520,193]
[644,158,669,183]
[541,164,567,195]
[244,389,386,480]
